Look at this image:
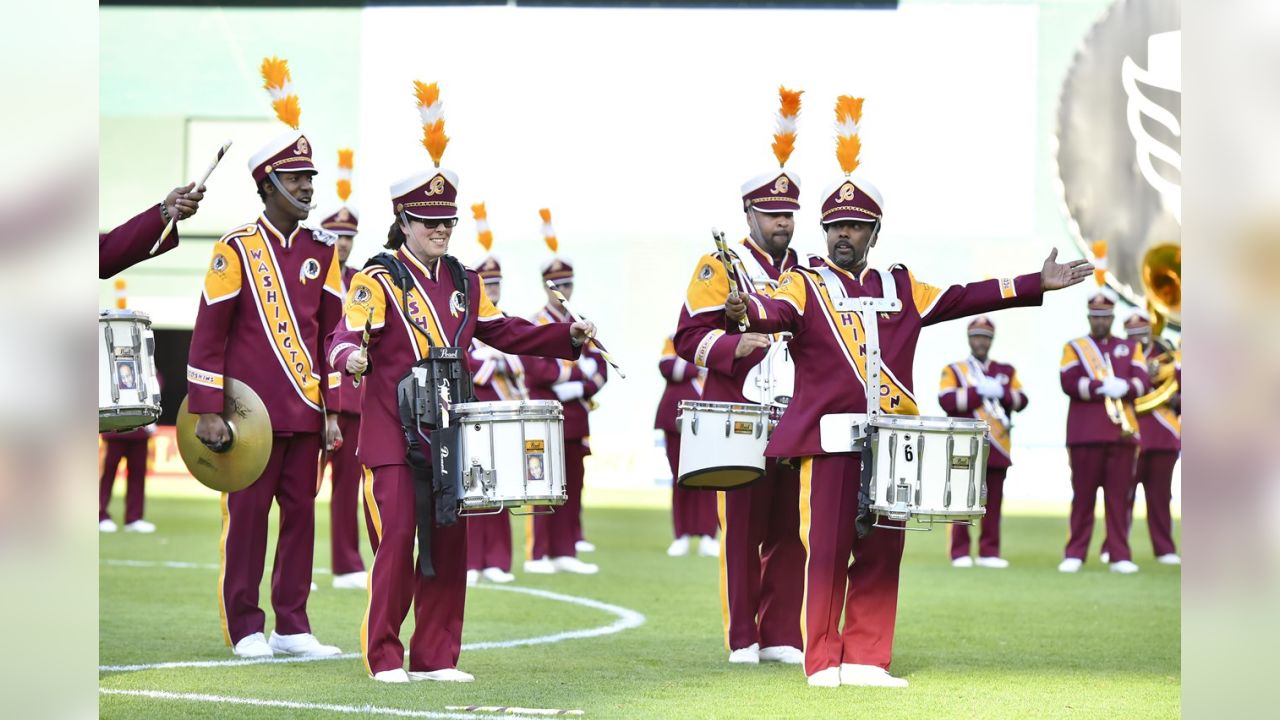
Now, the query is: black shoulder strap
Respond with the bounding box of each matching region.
[440,255,472,346]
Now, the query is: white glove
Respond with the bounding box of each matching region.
[976,377,1003,399]
[578,355,600,377]
[553,381,585,402]
[1100,376,1129,399]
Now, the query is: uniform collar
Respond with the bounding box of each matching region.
[968,355,992,370]
[259,214,303,249]
[400,245,441,282]
[743,237,794,272]
[544,304,569,323]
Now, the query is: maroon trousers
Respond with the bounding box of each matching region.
[100,438,148,523]
[1129,450,1179,557]
[467,510,512,572]
[218,433,320,646]
[328,413,366,575]
[1065,443,1138,563]
[799,454,905,677]
[528,439,587,559]
[950,466,1007,559]
[666,432,718,538]
[363,464,467,674]
[718,458,804,652]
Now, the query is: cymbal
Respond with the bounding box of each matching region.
[176,379,273,493]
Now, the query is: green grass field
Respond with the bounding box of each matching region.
[100,494,1179,719]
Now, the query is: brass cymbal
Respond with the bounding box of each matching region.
[176,379,273,493]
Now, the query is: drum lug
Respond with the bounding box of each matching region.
[754,420,763,439]
[690,415,698,436]
[724,416,731,438]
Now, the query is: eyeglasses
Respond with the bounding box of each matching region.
[414,217,458,229]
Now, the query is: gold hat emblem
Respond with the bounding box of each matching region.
[296,137,310,155]
[426,175,446,196]
[338,208,351,221]
[837,182,857,202]
[770,175,790,195]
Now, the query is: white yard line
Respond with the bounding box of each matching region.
[99,558,645,673]
[99,688,542,720]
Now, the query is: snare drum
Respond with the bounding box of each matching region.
[99,310,161,432]
[868,414,990,525]
[452,400,567,512]
[676,400,779,490]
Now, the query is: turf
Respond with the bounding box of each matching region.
[100,495,1179,719]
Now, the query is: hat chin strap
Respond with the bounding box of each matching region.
[268,171,316,212]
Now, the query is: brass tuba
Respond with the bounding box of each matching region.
[1134,242,1181,414]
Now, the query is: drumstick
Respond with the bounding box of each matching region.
[544,281,626,379]
[712,227,750,332]
[446,707,583,717]
[151,140,232,253]
[352,318,371,388]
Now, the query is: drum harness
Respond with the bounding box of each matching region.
[811,264,901,538]
[365,251,476,577]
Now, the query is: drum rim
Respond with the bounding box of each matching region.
[676,399,773,415]
[99,309,153,322]
[870,414,988,431]
[454,399,563,412]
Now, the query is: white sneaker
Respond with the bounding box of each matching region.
[123,519,156,533]
[481,567,515,583]
[952,556,974,568]
[728,643,759,664]
[99,519,118,533]
[232,632,273,658]
[332,571,367,589]
[310,582,319,591]
[759,645,804,664]
[666,536,690,557]
[807,667,841,688]
[1110,560,1140,574]
[268,631,341,657]
[1058,558,1083,573]
[1157,553,1181,565]
[551,556,599,575]
[523,558,556,574]
[409,668,474,682]
[373,669,410,683]
[466,569,479,587]
[976,556,1009,569]
[840,663,908,688]
[575,540,596,553]
[1100,551,1110,564]
[698,535,720,557]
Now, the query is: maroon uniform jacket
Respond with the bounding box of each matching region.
[187,216,344,433]
[520,304,606,441]
[673,238,798,404]
[938,357,1028,469]
[740,259,1044,458]
[1059,335,1152,446]
[328,265,364,416]
[468,338,526,403]
[100,205,179,279]
[325,248,579,469]
[654,334,705,434]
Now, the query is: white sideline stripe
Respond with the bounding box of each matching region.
[99,689,540,720]
[103,558,331,574]
[99,561,646,673]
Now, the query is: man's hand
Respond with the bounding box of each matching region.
[346,348,369,375]
[324,413,342,452]
[1041,248,1094,291]
[726,293,748,324]
[195,413,230,448]
[165,182,206,221]
[734,332,771,359]
[570,320,596,347]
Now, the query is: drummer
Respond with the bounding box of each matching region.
[723,95,1092,688]
[673,87,806,666]
[325,81,594,684]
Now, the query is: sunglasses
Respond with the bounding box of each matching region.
[414,217,458,229]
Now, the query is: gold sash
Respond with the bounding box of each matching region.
[239,232,321,408]
[951,361,1011,455]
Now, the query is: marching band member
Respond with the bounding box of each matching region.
[325,82,593,683]
[465,203,522,585]
[673,88,806,666]
[724,96,1092,687]
[938,316,1028,568]
[1057,290,1151,574]
[319,148,372,590]
[654,335,717,557]
[1120,311,1181,565]
[521,210,607,575]
[98,425,155,533]
[187,58,344,658]
[99,183,205,278]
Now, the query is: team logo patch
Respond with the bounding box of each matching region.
[698,264,714,281]
[338,208,351,221]
[300,258,322,283]
[427,175,446,196]
[211,254,228,273]
[838,182,858,202]
[450,290,466,317]
[1114,344,1130,357]
[354,286,371,304]
[770,175,790,195]
[295,137,310,155]
[779,274,792,288]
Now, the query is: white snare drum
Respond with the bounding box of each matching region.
[676,400,779,490]
[742,336,795,406]
[868,414,990,525]
[99,310,161,432]
[452,400,567,512]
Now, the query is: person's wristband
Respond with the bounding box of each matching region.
[159,200,172,223]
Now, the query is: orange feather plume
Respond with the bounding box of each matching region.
[260,57,300,129]
[834,96,864,176]
[271,96,301,131]
[413,81,448,167]
[1092,239,1109,286]
[539,208,558,254]
[414,81,440,108]
[336,180,352,202]
[337,148,354,170]
[421,122,448,167]
[771,86,803,167]
[472,203,493,252]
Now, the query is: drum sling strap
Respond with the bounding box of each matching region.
[365,251,476,577]
[812,265,899,539]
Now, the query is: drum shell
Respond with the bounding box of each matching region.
[99,310,161,432]
[867,415,990,523]
[676,400,778,490]
[451,400,567,510]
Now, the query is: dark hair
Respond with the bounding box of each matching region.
[385,219,406,250]
[257,180,269,203]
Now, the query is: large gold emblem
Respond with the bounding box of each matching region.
[837,182,857,202]
[770,175,790,195]
[426,175,447,196]
[295,137,310,155]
